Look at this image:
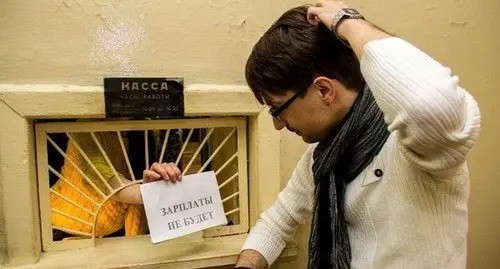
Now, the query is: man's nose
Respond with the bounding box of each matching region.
[273,117,286,130]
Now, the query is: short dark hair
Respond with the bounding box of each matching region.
[245,6,365,104]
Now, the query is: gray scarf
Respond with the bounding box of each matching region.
[308,86,390,269]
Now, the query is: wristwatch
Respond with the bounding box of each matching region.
[331,8,365,47]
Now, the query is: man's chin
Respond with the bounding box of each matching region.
[300,134,319,144]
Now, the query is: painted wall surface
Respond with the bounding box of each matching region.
[1,0,499,268]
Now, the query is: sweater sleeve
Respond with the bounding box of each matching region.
[360,37,481,173]
[241,144,316,266]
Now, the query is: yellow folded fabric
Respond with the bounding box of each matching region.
[50,132,147,238]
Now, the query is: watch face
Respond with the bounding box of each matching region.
[342,8,360,15]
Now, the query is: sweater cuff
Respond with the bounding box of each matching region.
[241,231,286,266]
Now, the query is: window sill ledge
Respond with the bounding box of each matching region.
[11,233,298,268]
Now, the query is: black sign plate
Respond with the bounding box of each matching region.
[104,77,184,118]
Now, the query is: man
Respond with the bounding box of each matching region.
[236,1,481,269]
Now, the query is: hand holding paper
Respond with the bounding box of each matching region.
[143,162,182,183]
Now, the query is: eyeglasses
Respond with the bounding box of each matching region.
[268,87,309,118]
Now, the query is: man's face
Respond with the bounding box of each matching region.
[262,81,341,143]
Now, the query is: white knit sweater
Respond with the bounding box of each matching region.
[242,37,481,268]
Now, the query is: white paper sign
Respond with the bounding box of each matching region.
[140,171,228,243]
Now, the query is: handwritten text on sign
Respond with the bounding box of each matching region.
[140,171,227,243]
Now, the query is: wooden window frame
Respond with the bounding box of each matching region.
[37,117,248,251]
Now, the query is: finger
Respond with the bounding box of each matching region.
[307,7,321,25]
[151,162,169,180]
[167,163,182,181]
[143,170,161,183]
[172,164,182,181]
[162,163,178,182]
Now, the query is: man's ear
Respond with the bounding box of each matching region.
[313,76,336,105]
